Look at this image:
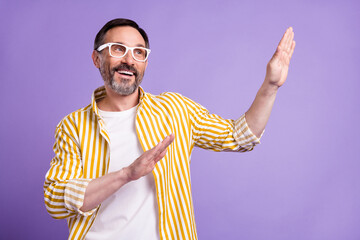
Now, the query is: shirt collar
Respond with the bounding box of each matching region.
[91,86,146,119]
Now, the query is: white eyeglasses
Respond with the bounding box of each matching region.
[97,43,151,62]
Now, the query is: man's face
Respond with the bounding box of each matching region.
[94,26,148,96]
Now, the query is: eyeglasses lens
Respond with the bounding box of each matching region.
[110,44,147,61]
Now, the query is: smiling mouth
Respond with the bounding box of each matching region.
[117,70,135,77]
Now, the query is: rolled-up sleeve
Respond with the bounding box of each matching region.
[181,94,262,152]
[234,114,263,151]
[44,124,98,219]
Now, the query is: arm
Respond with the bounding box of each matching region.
[44,126,93,219]
[44,122,174,217]
[80,134,175,212]
[179,94,259,152]
[245,27,296,137]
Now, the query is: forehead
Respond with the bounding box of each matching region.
[104,26,146,47]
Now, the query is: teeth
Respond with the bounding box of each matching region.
[118,70,134,76]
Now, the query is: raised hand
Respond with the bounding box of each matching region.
[265,27,296,88]
[124,134,175,181]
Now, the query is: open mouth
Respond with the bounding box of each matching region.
[117,70,134,77]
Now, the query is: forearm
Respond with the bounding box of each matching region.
[80,134,174,212]
[245,81,279,138]
[80,168,131,212]
[245,27,295,138]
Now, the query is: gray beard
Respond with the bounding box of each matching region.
[100,66,143,96]
[107,76,141,96]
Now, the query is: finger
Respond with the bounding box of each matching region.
[155,148,168,162]
[289,40,296,59]
[282,29,291,53]
[287,29,295,53]
[159,134,175,151]
[285,27,293,51]
[147,136,167,158]
[276,27,292,59]
[278,27,290,49]
[154,135,174,161]
[152,134,175,157]
[271,45,282,62]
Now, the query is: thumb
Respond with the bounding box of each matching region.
[271,46,282,61]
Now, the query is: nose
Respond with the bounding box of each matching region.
[121,50,135,65]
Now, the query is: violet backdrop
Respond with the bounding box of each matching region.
[0,0,359,239]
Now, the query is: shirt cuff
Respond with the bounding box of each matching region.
[234,114,263,150]
[64,178,98,217]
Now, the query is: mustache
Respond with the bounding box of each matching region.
[113,64,139,76]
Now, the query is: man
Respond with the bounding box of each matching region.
[44,18,295,240]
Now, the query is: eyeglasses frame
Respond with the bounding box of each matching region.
[96,43,151,62]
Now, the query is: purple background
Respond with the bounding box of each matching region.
[1,0,359,239]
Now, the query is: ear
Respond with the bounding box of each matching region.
[92,50,101,68]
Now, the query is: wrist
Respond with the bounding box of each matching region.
[260,80,279,96]
[116,168,132,186]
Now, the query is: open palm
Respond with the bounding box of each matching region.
[266,27,296,87]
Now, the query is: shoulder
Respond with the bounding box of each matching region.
[139,91,192,117]
[55,104,93,133]
[142,91,208,116]
[144,91,194,107]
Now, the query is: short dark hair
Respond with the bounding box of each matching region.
[94,18,149,50]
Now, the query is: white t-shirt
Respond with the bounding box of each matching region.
[86,105,159,240]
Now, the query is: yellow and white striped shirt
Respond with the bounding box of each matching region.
[44,86,261,240]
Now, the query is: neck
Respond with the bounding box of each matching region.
[97,86,140,111]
